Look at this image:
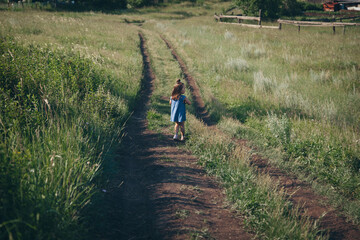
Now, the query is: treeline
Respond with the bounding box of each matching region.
[234,0,322,18]
[2,0,210,10]
[2,0,322,17]
[71,0,210,8]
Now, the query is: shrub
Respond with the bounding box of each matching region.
[0,37,129,239]
[225,58,249,72]
[253,71,276,94]
[266,113,292,146]
[234,0,281,19]
[299,2,323,11]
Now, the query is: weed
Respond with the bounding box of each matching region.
[184,116,325,240]
[225,58,249,72]
[189,228,215,240]
[175,209,190,219]
[224,30,235,40]
[253,71,276,94]
[266,113,292,146]
[0,11,142,238]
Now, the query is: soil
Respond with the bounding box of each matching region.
[94,32,254,240]
[160,36,360,239]
[91,27,360,239]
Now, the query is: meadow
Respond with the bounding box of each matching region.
[139,7,360,224]
[0,1,359,239]
[0,10,142,239]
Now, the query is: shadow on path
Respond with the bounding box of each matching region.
[88,32,253,240]
[158,34,360,240]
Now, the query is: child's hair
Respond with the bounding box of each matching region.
[171,79,184,100]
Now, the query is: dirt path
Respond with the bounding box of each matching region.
[160,35,213,126]
[160,36,360,240]
[95,32,254,239]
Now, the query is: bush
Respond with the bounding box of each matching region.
[233,0,320,18]
[0,37,129,239]
[234,0,281,19]
[280,0,302,16]
[299,2,323,11]
[266,113,292,146]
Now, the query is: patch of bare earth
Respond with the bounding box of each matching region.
[95,32,254,240]
[160,36,360,240]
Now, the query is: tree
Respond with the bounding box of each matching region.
[234,0,281,19]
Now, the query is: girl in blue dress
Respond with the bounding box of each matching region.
[169,79,191,141]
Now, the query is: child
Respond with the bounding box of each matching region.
[169,79,191,141]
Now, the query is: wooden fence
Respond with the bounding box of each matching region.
[214,10,279,29]
[214,12,360,34]
[278,19,360,34]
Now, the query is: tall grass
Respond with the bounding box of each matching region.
[0,38,128,239]
[0,10,143,238]
[142,10,360,222]
[142,29,327,239]
[185,116,326,240]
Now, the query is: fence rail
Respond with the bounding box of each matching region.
[278,19,360,26]
[214,13,359,34]
[214,15,261,22]
[214,10,279,29]
[277,19,360,34]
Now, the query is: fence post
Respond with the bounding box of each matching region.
[333,26,336,34]
[259,9,262,26]
[279,22,282,30]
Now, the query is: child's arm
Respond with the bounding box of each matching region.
[184,97,191,105]
[169,97,172,105]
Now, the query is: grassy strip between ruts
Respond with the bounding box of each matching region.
[0,36,141,239]
[217,115,360,224]
[185,115,327,240]
[146,109,327,239]
[145,16,360,223]
[142,31,327,239]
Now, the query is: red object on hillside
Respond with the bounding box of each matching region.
[323,1,341,11]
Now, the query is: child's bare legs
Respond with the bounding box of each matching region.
[174,122,180,139]
[179,122,185,140]
[174,122,185,140]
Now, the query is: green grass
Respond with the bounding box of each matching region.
[218,116,360,223]
[185,116,327,239]
[143,28,327,239]
[1,0,359,238]
[140,7,360,223]
[0,10,143,239]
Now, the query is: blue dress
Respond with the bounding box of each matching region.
[170,95,186,122]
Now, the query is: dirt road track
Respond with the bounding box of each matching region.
[92,32,254,240]
[160,35,360,240]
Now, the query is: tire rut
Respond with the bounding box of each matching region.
[160,35,360,240]
[160,35,213,126]
[95,32,254,239]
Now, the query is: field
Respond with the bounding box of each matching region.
[1,1,360,239]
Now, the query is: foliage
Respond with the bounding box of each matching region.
[141,27,326,239]
[184,117,326,240]
[233,0,310,18]
[266,113,292,146]
[0,37,130,239]
[233,0,281,19]
[151,5,360,221]
[84,0,128,9]
[298,1,323,11]
[279,0,302,16]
